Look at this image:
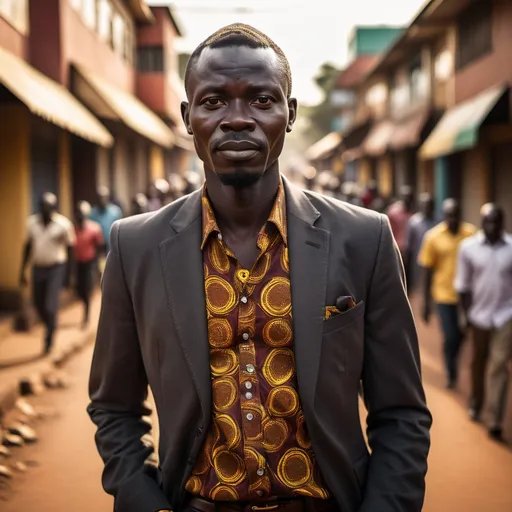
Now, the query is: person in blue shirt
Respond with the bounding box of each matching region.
[90,186,123,252]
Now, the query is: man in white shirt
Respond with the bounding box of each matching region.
[19,193,76,354]
[455,204,512,441]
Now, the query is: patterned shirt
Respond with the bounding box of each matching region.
[185,182,330,502]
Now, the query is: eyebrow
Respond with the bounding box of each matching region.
[194,81,285,99]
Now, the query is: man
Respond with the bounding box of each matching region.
[147,179,170,212]
[74,201,104,328]
[19,193,75,354]
[90,186,123,252]
[386,185,415,263]
[405,193,436,294]
[88,24,431,512]
[418,198,477,388]
[455,204,512,441]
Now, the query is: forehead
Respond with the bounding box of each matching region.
[189,46,286,94]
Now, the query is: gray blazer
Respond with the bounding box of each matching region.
[88,178,431,512]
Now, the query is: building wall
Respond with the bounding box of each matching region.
[455,0,512,103]
[461,147,490,225]
[0,105,30,307]
[61,0,134,90]
[492,143,512,230]
[0,15,27,58]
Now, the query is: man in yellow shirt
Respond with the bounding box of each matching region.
[418,199,477,388]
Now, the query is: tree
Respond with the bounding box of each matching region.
[304,62,341,138]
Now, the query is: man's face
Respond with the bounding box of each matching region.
[444,207,461,232]
[482,210,503,242]
[182,46,297,188]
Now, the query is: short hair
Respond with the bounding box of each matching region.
[184,23,292,98]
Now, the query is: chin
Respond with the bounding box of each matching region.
[216,168,264,190]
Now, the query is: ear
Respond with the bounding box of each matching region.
[286,98,298,133]
[181,101,193,135]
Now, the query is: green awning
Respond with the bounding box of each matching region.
[419,84,507,159]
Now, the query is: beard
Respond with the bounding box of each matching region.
[218,168,263,189]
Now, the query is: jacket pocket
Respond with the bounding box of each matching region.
[322,301,365,334]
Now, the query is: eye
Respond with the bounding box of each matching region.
[252,96,274,107]
[201,98,224,109]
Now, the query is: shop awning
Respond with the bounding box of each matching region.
[419,84,508,159]
[389,109,430,151]
[74,66,174,148]
[0,47,113,147]
[171,126,195,152]
[363,120,395,157]
[305,132,342,161]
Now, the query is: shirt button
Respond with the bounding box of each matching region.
[256,490,264,497]
[245,392,253,400]
[241,296,248,304]
[246,413,254,421]
[246,364,255,374]
[242,333,250,341]
[217,233,222,240]
[256,468,265,476]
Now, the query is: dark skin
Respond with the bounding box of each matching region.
[459,206,505,325]
[422,200,461,324]
[181,46,297,269]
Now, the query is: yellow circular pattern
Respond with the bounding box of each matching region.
[262,418,289,453]
[260,277,292,317]
[249,476,272,494]
[185,476,202,494]
[262,348,295,386]
[208,318,233,348]
[213,450,246,485]
[210,349,238,377]
[209,238,230,274]
[210,483,240,501]
[244,446,267,470]
[248,253,271,284]
[281,247,290,273]
[263,318,293,347]
[296,412,312,450]
[302,484,331,499]
[215,414,241,450]
[205,276,237,316]
[204,263,209,278]
[212,376,237,411]
[277,448,312,488]
[266,386,299,417]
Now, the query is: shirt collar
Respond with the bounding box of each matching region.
[201,179,288,250]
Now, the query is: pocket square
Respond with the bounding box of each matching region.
[324,296,356,319]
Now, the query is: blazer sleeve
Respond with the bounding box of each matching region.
[359,215,432,512]
[87,221,172,512]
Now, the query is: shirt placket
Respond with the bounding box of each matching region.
[236,264,269,499]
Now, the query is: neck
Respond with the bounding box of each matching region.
[204,165,281,236]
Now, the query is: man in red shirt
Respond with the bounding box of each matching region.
[74,201,104,327]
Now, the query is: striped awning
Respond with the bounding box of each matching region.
[0,47,113,147]
[420,84,508,159]
[74,66,174,148]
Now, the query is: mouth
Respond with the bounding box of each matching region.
[216,140,261,162]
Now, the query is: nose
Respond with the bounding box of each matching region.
[219,100,256,132]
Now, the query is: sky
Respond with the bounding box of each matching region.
[149,0,427,105]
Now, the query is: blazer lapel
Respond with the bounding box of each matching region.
[159,191,212,424]
[283,178,330,419]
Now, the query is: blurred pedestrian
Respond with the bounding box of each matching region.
[88,23,430,512]
[147,179,170,212]
[90,186,122,252]
[386,185,415,262]
[455,204,512,441]
[405,193,436,294]
[418,198,477,388]
[19,193,75,354]
[340,181,363,206]
[131,193,148,216]
[74,201,104,328]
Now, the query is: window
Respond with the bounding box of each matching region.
[82,0,96,30]
[409,54,428,104]
[0,0,28,34]
[456,0,493,70]
[112,13,126,57]
[97,0,112,42]
[70,0,82,10]
[137,46,165,73]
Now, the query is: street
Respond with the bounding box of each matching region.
[1,319,512,511]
